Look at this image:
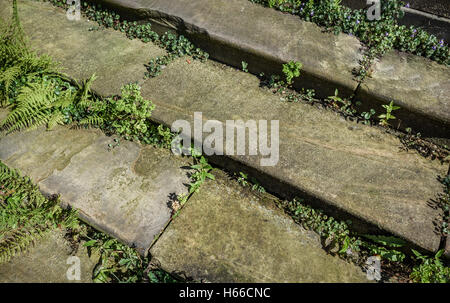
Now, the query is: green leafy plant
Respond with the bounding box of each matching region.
[361,235,406,262]
[282,61,302,85]
[281,198,361,256]
[327,89,356,115]
[80,83,155,142]
[360,109,376,125]
[82,229,178,283]
[378,101,400,126]
[189,155,215,194]
[236,172,266,193]
[241,61,249,72]
[0,161,78,264]
[1,76,85,132]
[77,2,208,78]
[249,0,449,66]
[410,249,449,283]
[0,0,58,107]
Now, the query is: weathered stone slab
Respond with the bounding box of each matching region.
[92,0,362,98]
[151,170,368,282]
[356,50,450,139]
[0,230,97,283]
[141,57,446,253]
[0,126,191,255]
[0,127,99,182]
[0,0,166,96]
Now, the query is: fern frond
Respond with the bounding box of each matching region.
[47,111,64,130]
[79,115,104,127]
[78,73,97,107]
[0,160,78,264]
[1,80,56,132]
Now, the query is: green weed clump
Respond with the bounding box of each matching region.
[0,161,78,264]
[410,249,449,283]
[81,229,179,283]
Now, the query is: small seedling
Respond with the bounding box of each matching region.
[282,61,302,85]
[189,156,215,194]
[360,109,376,125]
[327,89,355,115]
[241,61,249,73]
[378,101,400,126]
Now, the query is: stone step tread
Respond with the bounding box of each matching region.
[0,125,192,255]
[141,57,446,253]
[0,229,96,283]
[150,170,369,283]
[0,0,166,97]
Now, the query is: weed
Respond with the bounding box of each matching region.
[241,61,249,72]
[236,172,266,193]
[327,89,356,115]
[189,155,215,195]
[361,235,406,262]
[249,0,449,66]
[410,249,449,283]
[282,61,302,85]
[360,109,376,125]
[0,161,78,264]
[378,101,400,126]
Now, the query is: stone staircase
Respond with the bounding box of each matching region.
[0,0,448,282]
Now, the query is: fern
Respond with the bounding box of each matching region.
[0,0,58,106]
[0,161,78,264]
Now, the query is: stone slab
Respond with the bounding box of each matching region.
[92,0,362,98]
[0,0,166,96]
[0,126,192,256]
[356,50,450,139]
[141,57,446,253]
[0,229,97,283]
[150,170,368,283]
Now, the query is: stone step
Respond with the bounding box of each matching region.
[0,230,97,283]
[0,125,192,256]
[92,0,450,139]
[1,0,447,255]
[150,170,369,283]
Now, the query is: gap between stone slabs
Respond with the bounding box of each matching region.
[0,126,192,256]
[150,169,370,283]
